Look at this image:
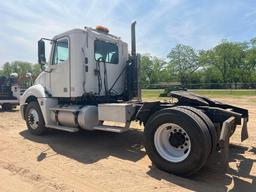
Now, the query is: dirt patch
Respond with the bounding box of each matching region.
[0,98,255,192]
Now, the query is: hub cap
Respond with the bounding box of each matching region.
[154,123,191,163]
[28,108,39,129]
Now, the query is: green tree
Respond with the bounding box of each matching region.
[243,39,256,84]
[140,54,166,87]
[167,44,199,85]
[1,62,13,76]
[201,41,248,85]
[1,61,33,76]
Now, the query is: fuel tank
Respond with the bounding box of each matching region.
[50,105,99,130]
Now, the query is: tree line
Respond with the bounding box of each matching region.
[141,38,256,89]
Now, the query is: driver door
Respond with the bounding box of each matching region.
[49,37,70,97]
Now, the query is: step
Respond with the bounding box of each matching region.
[93,125,129,133]
[47,124,79,132]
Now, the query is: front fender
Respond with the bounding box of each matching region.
[20,85,58,125]
[20,84,46,105]
[20,84,47,120]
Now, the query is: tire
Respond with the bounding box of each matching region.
[177,106,217,153]
[144,107,211,177]
[25,101,46,135]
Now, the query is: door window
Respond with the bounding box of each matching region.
[52,39,69,65]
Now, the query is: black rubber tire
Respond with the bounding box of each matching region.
[25,101,46,135]
[177,106,217,153]
[144,107,211,177]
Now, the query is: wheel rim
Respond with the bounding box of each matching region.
[154,123,191,163]
[27,108,39,129]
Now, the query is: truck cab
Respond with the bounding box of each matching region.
[35,27,129,98]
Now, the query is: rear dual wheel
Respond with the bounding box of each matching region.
[154,123,192,163]
[176,106,217,152]
[144,107,214,177]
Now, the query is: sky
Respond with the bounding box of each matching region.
[0,0,256,66]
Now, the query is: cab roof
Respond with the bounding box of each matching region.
[52,27,122,42]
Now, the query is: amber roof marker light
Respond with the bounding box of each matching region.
[96,25,109,34]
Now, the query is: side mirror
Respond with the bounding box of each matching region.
[38,40,46,66]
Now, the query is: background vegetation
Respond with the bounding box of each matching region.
[141,38,256,89]
[0,61,41,78]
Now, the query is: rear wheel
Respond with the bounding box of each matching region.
[177,106,217,152]
[144,107,211,176]
[25,101,46,135]
[154,123,191,163]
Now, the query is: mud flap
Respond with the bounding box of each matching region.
[218,117,235,170]
[241,117,249,142]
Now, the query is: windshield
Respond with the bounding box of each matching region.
[94,40,118,64]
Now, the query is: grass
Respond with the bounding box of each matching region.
[142,89,256,100]
[142,89,164,99]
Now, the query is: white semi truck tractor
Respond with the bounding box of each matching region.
[20,22,249,176]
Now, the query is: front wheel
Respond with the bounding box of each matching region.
[144,107,211,177]
[25,101,46,135]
